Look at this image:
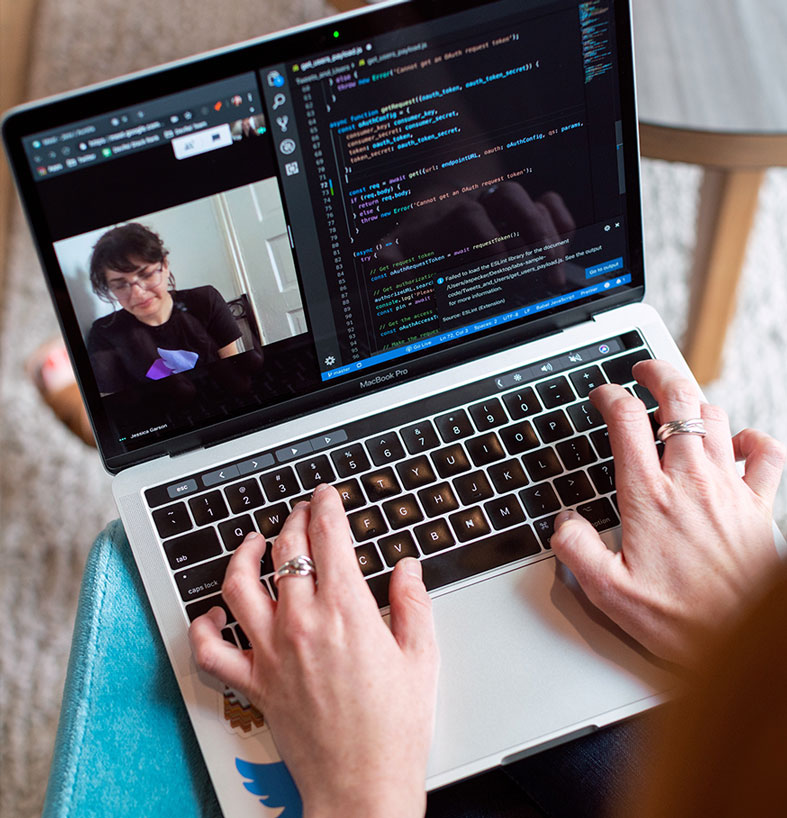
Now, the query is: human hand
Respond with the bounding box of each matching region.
[550,359,786,666]
[189,483,439,818]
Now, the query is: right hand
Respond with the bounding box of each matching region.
[550,359,785,666]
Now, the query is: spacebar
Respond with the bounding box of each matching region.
[365,524,541,608]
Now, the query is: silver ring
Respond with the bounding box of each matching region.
[656,418,707,443]
[273,555,317,586]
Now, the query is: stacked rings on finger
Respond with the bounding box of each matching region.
[656,418,707,443]
[273,555,317,585]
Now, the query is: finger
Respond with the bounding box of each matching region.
[307,484,365,594]
[590,383,661,489]
[483,182,558,253]
[538,191,576,238]
[732,428,787,507]
[221,533,275,649]
[550,511,629,612]
[271,502,317,608]
[633,359,704,468]
[189,607,254,695]
[387,558,439,665]
[699,402,735,467]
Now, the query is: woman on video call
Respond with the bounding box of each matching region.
[86,222,242,395]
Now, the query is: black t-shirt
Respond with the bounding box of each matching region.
[87,285,241,394]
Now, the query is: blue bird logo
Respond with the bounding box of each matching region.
[235,758,303,817]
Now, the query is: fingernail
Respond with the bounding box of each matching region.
[400,557,422,578]
[555,510,579,529]
[312,483,330,495]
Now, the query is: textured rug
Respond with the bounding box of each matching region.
[1,2,785,817]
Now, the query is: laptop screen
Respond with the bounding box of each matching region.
[4,0,642,468]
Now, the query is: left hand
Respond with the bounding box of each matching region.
[189,483,439,818]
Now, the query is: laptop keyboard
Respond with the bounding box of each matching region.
[145,331,656,648]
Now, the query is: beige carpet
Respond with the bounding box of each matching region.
[1,2,785,817]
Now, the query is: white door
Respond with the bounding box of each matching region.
[220,179,306,344]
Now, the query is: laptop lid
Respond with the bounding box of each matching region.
[2,0,643,474]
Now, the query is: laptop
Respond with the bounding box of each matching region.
[4,0,688,812]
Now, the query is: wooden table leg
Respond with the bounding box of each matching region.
[683,167,765,384]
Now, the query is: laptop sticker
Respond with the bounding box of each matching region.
[220,685,268,737]
[235,758,303,817]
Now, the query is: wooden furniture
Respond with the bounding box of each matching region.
[633,0,787,382]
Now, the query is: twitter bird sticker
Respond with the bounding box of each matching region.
[236,758,303,817]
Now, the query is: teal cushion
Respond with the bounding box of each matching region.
[42,519,222,818]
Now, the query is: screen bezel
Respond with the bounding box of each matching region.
[2,0,644,474]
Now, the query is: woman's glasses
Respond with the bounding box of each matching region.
[107,264,164,296]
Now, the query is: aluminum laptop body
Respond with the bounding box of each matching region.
[4,1,686,813]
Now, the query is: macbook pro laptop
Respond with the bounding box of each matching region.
[5,0,691,813]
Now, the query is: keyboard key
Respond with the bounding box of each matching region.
[590,428,612,459]
[576,497,620,533]
[334,478,366,511]
[349,507,388,542]
[365,432,405,466]
[418,482,460,517]
[556,437,596,469]
[218,515,256,551]
[588,460,616,494]
[378,531,419,567]
[414,519,456,555]
[175,555,231,602]
[222,628,238,647]
[449,507,491,542]
[396,456,437,490]
[236,625,252,650]
[355,543,384,576]
[260,468,300,501]
[152,502,192,538]
[400,420,440,454]
[331,444,371,478]
[296,455,336,490]
[602,349,652,385]
[431,444,471,478]
[453,471,494,505]
[502,387,541,419]
[569,365,606,398]
[254,502,289,538]
[533,515,558,548]
[163,528,222,569]
[189,491,229,526]
[421,524,540,590]
[554,471,596,505]
[632,382,658,410]
[382,495,424,529]
[434,410,474,442]
[465,432,505,466]
[567,401,604,431]
[499,421,539,454]
[536,376,575,408]
[469,398,507,430]
[488,459,529,492]
[520,483,561,517]
[534,410,573,443]
[361,468,402,502]
[185,594,236,624]
[522,448,563,481]
[225,479,265,514]
[485,494,526,530]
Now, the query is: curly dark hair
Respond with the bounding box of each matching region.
[89,223,172,301]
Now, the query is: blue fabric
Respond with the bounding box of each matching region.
[42,520,221,818]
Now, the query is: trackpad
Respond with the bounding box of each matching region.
[425,556,675,780]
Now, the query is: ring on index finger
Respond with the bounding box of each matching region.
[273,555,317,586]
[656,418,707,443]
